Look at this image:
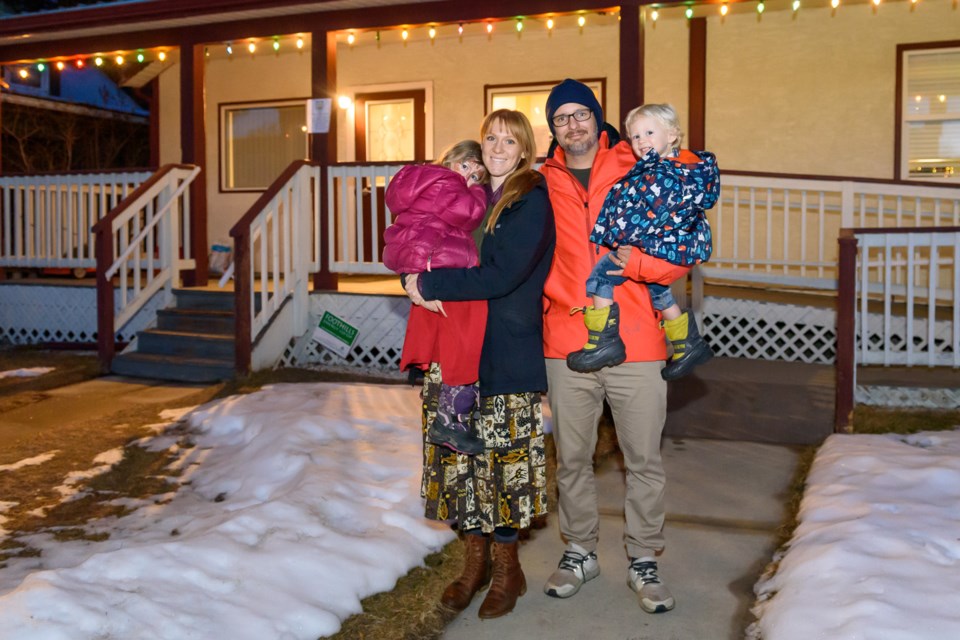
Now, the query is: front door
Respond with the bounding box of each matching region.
[354,90,426,162]
[350,90,426,262]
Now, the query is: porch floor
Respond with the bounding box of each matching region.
[1,272,406,296]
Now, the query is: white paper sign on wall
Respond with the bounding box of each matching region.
[306,98,332,134]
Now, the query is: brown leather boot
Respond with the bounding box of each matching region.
[440,533,490,612]
[477,540,527,619]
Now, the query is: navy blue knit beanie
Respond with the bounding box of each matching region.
[545,78,604,137]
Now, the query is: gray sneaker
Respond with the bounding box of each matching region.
[627,558,675,613]
[544,544,600,598]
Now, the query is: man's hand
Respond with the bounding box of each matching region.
[605,245,633,276]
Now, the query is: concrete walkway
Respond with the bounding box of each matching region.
[442,437,802,640]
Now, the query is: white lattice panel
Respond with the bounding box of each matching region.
[282,294,842,370]
[0,284,163,345]
[702,296,837,364]
[280,293,410,372]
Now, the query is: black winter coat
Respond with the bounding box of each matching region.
[419,177,556,397]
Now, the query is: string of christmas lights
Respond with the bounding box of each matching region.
[11,48,171,77]
[651,0,928,21]
[7,1,944,76]
[6,11,605,75]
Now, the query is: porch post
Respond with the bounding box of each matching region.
[619,0,643,132]
[835,230,858,433]
[95,226,115,373]
[688,17,707,150]
[0,78,5,175]
[149,77,160,169]
[179,40,209,287]
[311,30,339,291]
[0,80,5,280]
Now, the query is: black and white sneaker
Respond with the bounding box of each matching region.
[627,558,675,613]
[544,543,600,598]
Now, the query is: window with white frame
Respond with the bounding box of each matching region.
[220,100,308,192]
[901,47,960,182]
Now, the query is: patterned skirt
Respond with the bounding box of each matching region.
[420,363,548,533]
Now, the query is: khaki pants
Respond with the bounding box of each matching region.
[545,358,667,559]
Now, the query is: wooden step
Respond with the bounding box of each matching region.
[156,308,235,335]
[137,329,234,360]
[111,352,234,383]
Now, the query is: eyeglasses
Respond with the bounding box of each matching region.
[551,109,593,127]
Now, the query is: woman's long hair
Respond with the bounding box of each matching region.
[481,109,541,233]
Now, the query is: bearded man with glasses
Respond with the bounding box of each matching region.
[539,79,690,614]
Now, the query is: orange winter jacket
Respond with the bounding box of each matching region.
[539,133,691,362]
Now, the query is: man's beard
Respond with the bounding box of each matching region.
[562,137,597,157]
[560,125,598,157]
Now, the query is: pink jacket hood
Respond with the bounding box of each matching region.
[382,164,488,273]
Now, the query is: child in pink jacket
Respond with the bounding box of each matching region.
[383,141,488,455]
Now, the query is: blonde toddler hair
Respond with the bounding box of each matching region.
[624,103,684,150]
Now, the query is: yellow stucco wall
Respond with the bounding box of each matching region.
[693,0,958,178]
[204,49,311,245]
[157,61,180,167]
[642,13,691,141]
[335,15,621,160]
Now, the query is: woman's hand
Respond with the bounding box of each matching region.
[404,273,425,305]
[421,299,447,316]
[605,245,633,276]
[404,273,446,316]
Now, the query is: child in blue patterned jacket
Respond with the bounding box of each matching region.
[567,103,720,380]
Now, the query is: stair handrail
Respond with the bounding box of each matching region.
[104,169,198,278]
[230,160,321,374]
[93,163,200,372]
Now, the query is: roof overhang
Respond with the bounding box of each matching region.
[0,91,149,123]
[0,0,428,45]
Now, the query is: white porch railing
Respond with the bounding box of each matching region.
[94,165,199,367]
[231,161,320,372]
[324,165,960,292]
[1,170,152,270]
[854,229,958,368]
[705,174,960,290]
[326,162,404,275]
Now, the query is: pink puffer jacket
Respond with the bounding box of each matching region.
[382,164,488,273]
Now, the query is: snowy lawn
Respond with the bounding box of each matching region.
[4,377,958,640]
[750,430,960,639]
[0,383,454,640]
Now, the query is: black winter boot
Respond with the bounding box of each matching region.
[661,311,713,380]
[566,303,627,373]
